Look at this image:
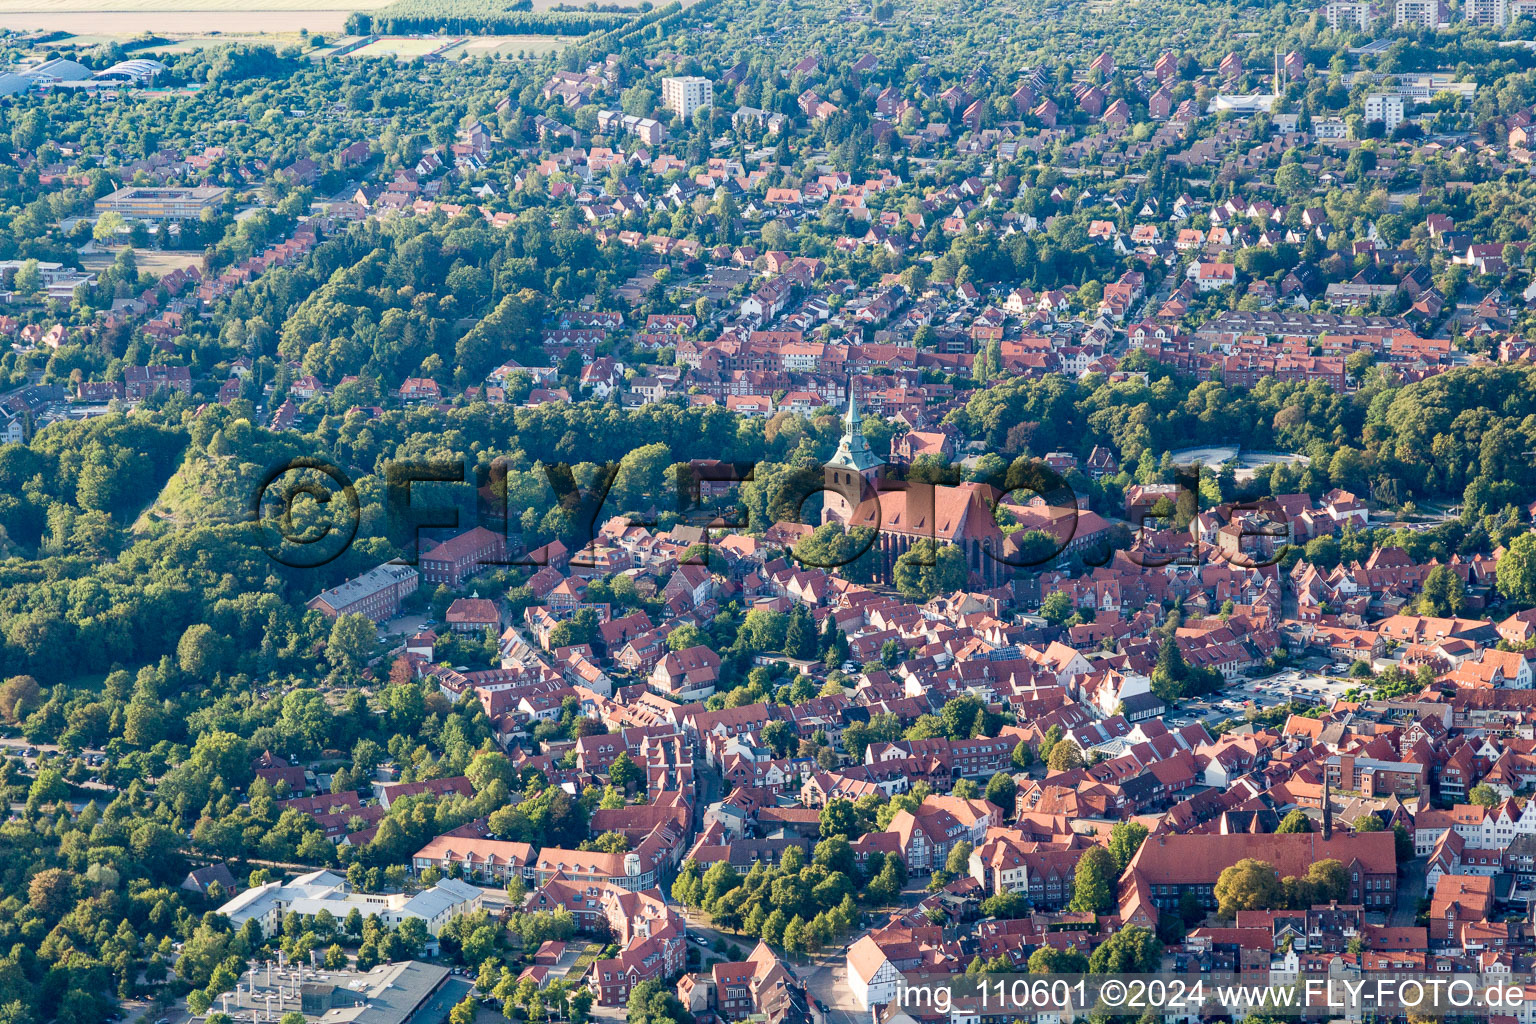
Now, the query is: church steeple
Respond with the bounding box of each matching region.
[823,382,883,526]
[828,386,883,474]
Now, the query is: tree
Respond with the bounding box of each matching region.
[448,996,476,1024]
[466,750,515,794]
[782,914,807,955]
[1070,847,1116,915]
[1107,821,1149,873]
[1012,740,1034,771]
[1214,859,1284,917]
[1040,590,1074,625]
[94,211,126,243]
[1394,822,1415,863]
[1088,926,1162,974]
[1498,532,1536,605]
[941,694,985,739]
[327,613,376,673]
[985,773,1017,816]
[1150,635,1189,701]
[980,890,1029,919]
[1273,162,1313,200]
[11,259,40,298]
[1302,859,1348,906]
[177,623,224,678]
[1028,944,1089,974]
[866,859,902,904]
[819,798,858,838]
[1417,564,1465,617]
[813,836,856,877]
[761,719,795,758]
[1046,739,1083,772]
[1468,784,1500,808]
[0,675,41,724]
[945,840,973,877]
[1276,809,1313,834]
[665,625,703,651]
[893,539,969,601]
[783,605,816,660]
[608,752,642,793]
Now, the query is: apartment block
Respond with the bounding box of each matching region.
[661,76,712,119]
[1364,93,1405,133]
[1323,0,1373,28]
[1466,0,1505,22]
[1393,0,1448,25]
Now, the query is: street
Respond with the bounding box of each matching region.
[1392,857,1426,929]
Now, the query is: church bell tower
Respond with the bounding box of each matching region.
[823,387,884,525]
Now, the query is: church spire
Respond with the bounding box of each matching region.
[827,381,882,474]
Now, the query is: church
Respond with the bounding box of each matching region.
[821,393,1012,586]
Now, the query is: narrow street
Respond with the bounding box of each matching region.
[1392,857,1426,928]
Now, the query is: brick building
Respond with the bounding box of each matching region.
[307,562,419,622]
[420,527,507,587]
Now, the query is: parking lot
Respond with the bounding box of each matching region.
[1165,662,1357,729]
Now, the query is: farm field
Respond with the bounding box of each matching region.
[149,32,316,52]
[0,0,394,34]
[522,0,646,7]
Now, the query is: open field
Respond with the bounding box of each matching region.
[4,11,363,32]
[327,34,570,59]
[151,31,316,51]
[436,33,569,56]
[346,34,449,56]
[80,248,203,276]
[0,0,393,33]
[0,0,650,38]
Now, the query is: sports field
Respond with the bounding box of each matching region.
[437,34,569,57]
[345,35,448,56]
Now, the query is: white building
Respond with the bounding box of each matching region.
[1393,73,1476,104]
[1393,0,1448,26]
[846,935,904,1010]
[215,869,481,938]
[1323,0,1374,29]
[1313,116,1350,139]
[1466,0,1508,23]
[1364,93,1405,133]
[661,76,712,119]
[1461,0,1536,22]
[1206,93,1278,117]
[1468,0,1536,21]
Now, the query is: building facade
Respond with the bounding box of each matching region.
[662,76,713,119]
